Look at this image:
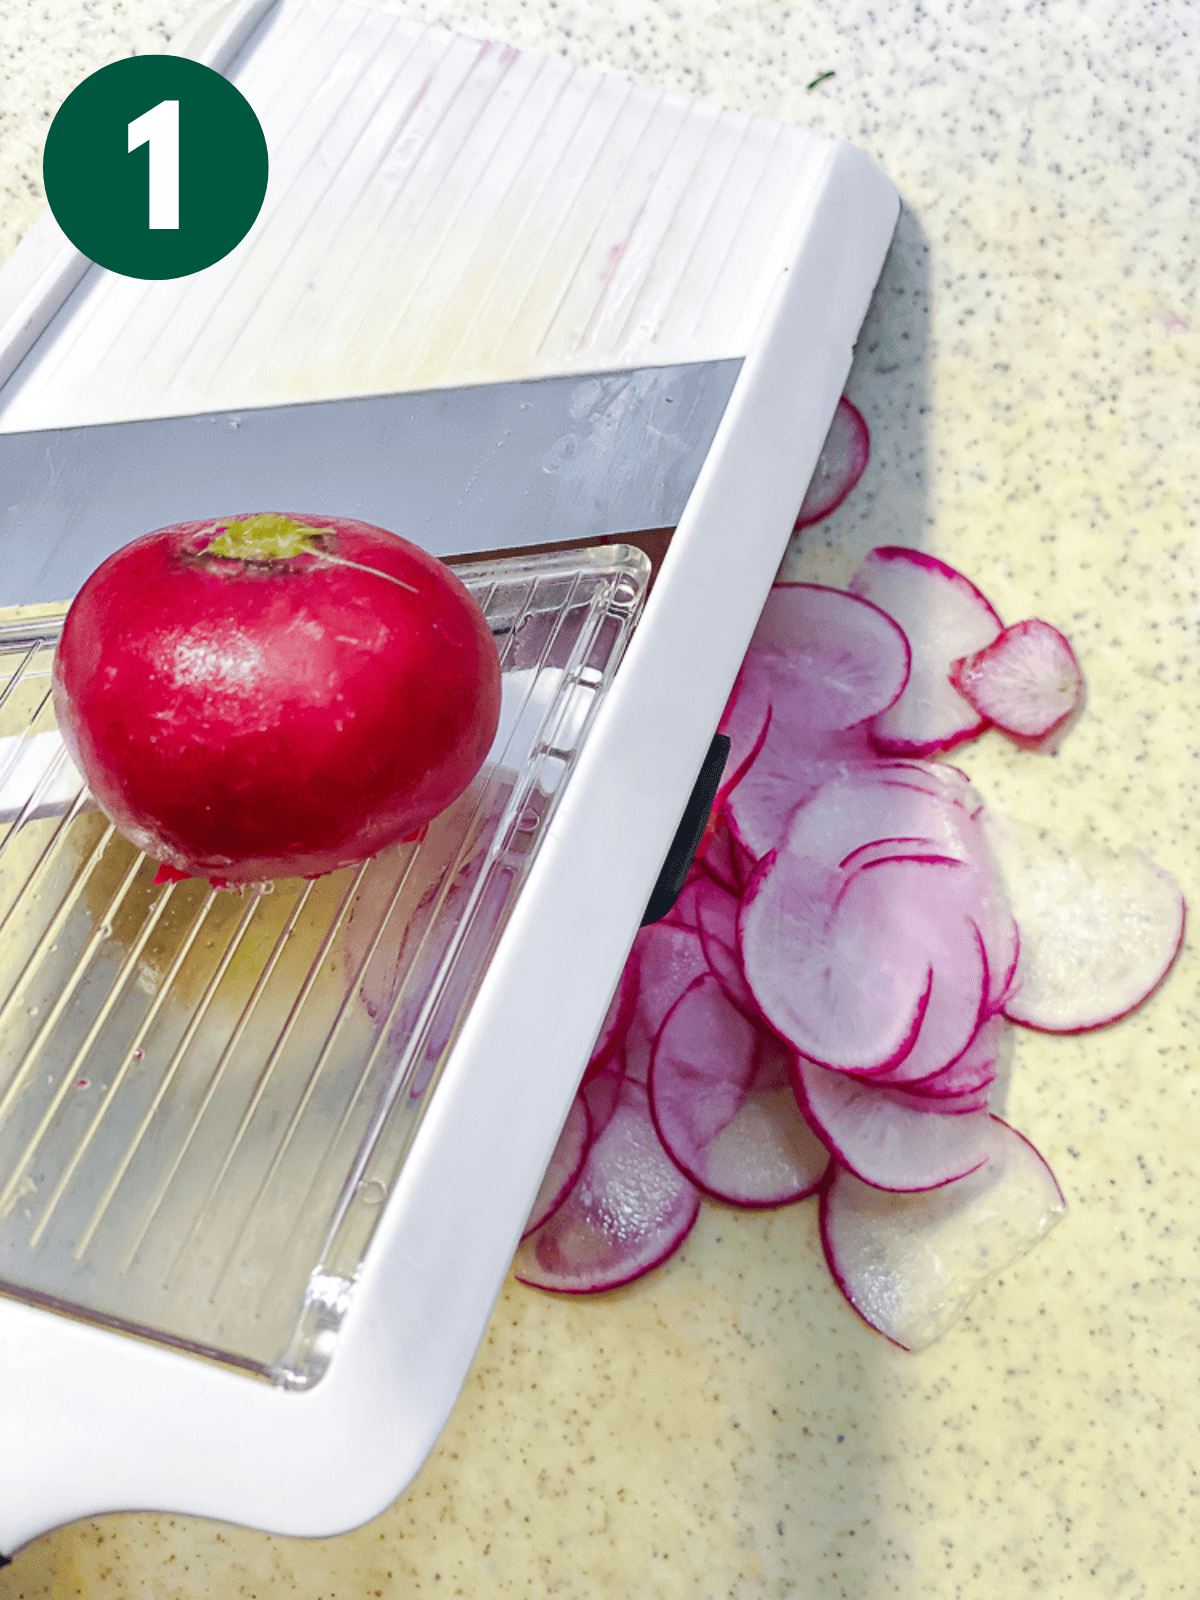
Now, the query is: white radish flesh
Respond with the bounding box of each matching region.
[692,873,757,1016]
[820,1117,1066,1350]
[732,583,911,735]
[841,875,989,1085]
[795,1057,993,1192]
[782,763,976,874]
[849,547,1003,754]
[739,848,934,1072]
[725,722,874,865]
[875,1012,1003,1098]
[983,813,1186,1032]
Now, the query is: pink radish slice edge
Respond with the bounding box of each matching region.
[951,618,1084,741]
[738,845,936,1073]
[649,974,831,1208]
[794,1056,993,1193]
[513,1076,701,1294]
[794,398,871,528]
[733,583,911,735]
[849,546,1004,755]
[587,959,639,1077]
[984,813,1188,1033]
[522,1092,592,1238]
[819,1116,1067,1350]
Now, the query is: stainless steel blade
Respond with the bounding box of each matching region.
[0,360,741,606]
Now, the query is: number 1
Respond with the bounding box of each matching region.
[128,99,179,230]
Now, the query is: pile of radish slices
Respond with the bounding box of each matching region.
[513,432,1185,1351]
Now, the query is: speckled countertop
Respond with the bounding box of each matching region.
[1,1,1198,1595]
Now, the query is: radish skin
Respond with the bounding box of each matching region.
[52,513,503,885]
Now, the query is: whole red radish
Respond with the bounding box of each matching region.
[51,512,503,886]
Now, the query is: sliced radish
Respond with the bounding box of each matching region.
[716,676,774,802]
[849,547,1003,755]
[795,1057,993,1192]
[695,809,747,895]
[692,874,756,1016]
[983,813,1186,1032]
[843,881,989,1086]
[882,1013,1003,1098]
[881,1083,992,1117]
[820,1116,1066,1349]
[522,1092,592,1238]
[733,583,910,735]
[951,619,1083,741]
[581,1064,625,1138]
[513,1076,701,1293]
[739,848,934,1072]
[794,397,871,528]
[782,763,975,874]
[586,960,638,1077]
[619,920,712,1084]
[649,976,830,1206]
[631,921,712,1040]
[726,722,875,865]
[661,869,706,932]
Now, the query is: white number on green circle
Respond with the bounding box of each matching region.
[127,99,180,230]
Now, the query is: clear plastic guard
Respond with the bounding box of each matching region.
[0,543,649,1387]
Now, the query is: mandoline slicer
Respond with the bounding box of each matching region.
[0,0,899,1549]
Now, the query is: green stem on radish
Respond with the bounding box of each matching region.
[203,513,419,594]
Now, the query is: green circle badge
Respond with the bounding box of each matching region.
[44,55,268,280]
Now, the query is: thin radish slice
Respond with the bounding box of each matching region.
[649,976,830,1206]
[513,1076,701,1294]
[695,810,745,894]
[881,1083,992,1117]
[784,763,975,875]
[849,547,1003,755]
[661,869,706,932]
[734,583,911,734]
[794,398,871,528]
[739,849,934,1072]
[843,884,989,1086]
[692,874,756,1016]
[589,960,638,1075]
[883,1013,1003,1098]
[620,920,712,1084]
[983,814,1187,1032]
[726,722,875,865]
[581,1064,625,1138]
[951,619,1083,741]
[795,1057,993,1192]
[632,921,712,1039]
[522,1092,593,1238]
[820,1116,1066,1349]
[716,676,774,802]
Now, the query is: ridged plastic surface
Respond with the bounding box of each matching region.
[0,0,832,431]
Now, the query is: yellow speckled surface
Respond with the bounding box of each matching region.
[1,1,1197,1595]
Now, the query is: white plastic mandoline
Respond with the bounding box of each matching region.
[0,0,898,1548]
